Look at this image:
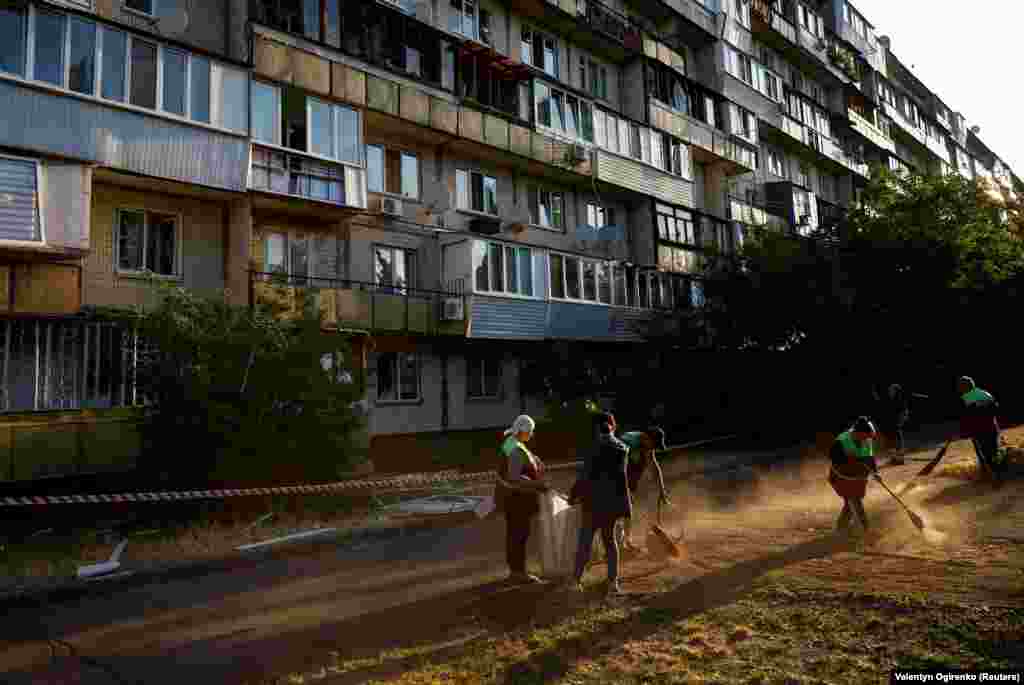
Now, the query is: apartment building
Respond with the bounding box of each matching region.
[0,0,1018,477]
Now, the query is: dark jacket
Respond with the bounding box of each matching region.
[579,433,632,525]
[960,391,1000,439]
[828,437,878,499]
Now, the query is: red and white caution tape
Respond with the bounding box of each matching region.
[0,470,498,507]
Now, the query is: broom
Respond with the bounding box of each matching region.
[647,498,685,559]
[898,438,952,496]
[875,475,926,531]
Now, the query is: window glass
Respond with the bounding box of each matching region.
[401,152,418,198]
[217,65,248,133]
[505,245,517,293]
[162,49,187,116]
[374,246,393,286]
[336,106,362,164]
[251,81,279,144]
[597,263,611,304]
[125,0,154,14]
[580,102,594,142]
[35,11,67,87]
[190,56,211,123]
[613,266,626,305]
[549,255,565,298]
[146,214,177,275]
[488,242,503,292]
[309,99,333,158]
[473,240,489,292]
[289,235,310,283]
[398,354,419,400]
[0,7,27,77]
[118,210,145,271]
[303,0,321,41]
[101,28,128,101]
[366,145,384,193]
[564,257,581,299]
[518,247,533,297]
[130,39,158,109]
[483,175,497,214]
[69,18,97,95]
[265,233,287,275]
[543,36,557,76]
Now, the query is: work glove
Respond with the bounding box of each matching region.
[872,471,883,483]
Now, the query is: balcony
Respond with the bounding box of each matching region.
[848,109,895,153]
[925,134,952,165]
[648,102,757,175]
[593,149,696,207]
[583,1,643,50]
[880,102,927,147]
[249,145,367,210]
[516,0,642,60]
[837,22,884,73]
[817,197,844,230]
[251,273,467,337]
[763,114,869,178]
[751,2,797,45]
[626,0,717,46]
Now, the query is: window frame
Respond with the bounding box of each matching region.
[528,186,565,231]
[376,351,421,403]
[548,251,619,306]
[123,0,156,18]
[521,26,558,78]
[472,239,537,298]
[456,169,499,216]
[263,229,314,284]
[0,153,46,244]
[372,243,417,294]
[366,144,420,199]
[585,202,615,229]
[114,207,181,278]
[466,354,502,399]
[534,79,594,145]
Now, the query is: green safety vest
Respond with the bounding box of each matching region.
[962,387,995,406]
[837,430,874,460]
[620,432,644,463]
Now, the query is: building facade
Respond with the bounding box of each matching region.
[0,0,1018,476]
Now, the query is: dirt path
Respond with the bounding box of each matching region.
[3,433,1022,684]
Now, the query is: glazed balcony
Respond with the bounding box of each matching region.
[249,145,368,210]
[847,108,895,153]
[251,273,468,337]
[515,0,643,61]
[648,101,757,175]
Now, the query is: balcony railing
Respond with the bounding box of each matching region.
[582,1,642,49]
[712,132,758,170]
[648,101,756,173]
[880,102,927,147]
[662,0,717,37]
[250,144,366,209]
[848,108,895,152]
[251,273,467,336]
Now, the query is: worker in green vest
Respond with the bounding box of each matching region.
[955,376,1005,486]
[828,416,881,536]
[617,423,670,553]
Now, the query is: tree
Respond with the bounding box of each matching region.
[108,280,365,486]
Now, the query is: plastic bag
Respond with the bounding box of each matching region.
[536,492,581,579]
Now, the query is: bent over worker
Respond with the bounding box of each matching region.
[496,414,551,584]
[617,426,670,552]
[828,416,881,535]
[956,376,1005,486]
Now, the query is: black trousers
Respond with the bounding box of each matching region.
[505,507,534,574]
[972,432,1003,475]
[837,497,869,531]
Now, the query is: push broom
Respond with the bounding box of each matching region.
[897,438,952,496]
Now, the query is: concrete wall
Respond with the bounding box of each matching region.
[84,183,227,309]
[94,0,231,59]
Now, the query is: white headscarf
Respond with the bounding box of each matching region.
[503,414,535,439]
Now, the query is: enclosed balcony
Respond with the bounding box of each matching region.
[251,273,468,337]
[510,0,642,61]
[844,102,895,154]
[647,102,756,176]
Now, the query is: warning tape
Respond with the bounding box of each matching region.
[0,470,499,507]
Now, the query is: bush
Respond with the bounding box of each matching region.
[112,280,365,486]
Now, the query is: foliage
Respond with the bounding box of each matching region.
[114,279,365,486]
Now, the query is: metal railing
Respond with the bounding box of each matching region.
[251,272,468,336]
[250,144,364,209]
[663,0,717,36]
[581,0,642,48]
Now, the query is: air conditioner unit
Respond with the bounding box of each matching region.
[380,196,403,216]
[442,297,465,321]
[566,143,588,165]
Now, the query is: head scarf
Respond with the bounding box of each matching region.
[959,376,975,389]
[503,414,536,439]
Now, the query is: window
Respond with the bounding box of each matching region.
[798,5,822,37]
[656,204,695,245]
[650,63,690,115]
[534,82,594,143]
[374,245,416,293]
[251,81,280,144]
[366,146,419,199]
[162,48,187,116]
[0,7,27,77]
[124,0,155,15]
[764,72,780,101]
[450,0,483,42]
[214,64,248,132]
[377,353,419,402]
[0,156,42,242]
[129,39,157,109]
[738,54,753,85]
[473,241,535,296]
[794,163,809,188]
[733,0,751,27]
[116,210,177,276]
[467,356,502,398]
[264,231,312,284]
[456,170,498,215]
[191,58,212,124]
[101,27,127,102]
[550,254,616,303]
[586,203,615,228]
[528,188,564,230]
[522,28,558,78]
[767,147,785,177]
[68,17,97,95]
[266,86,362,164]
[580,57,608,100]
[34,11,66,87]
[658,245,699,274]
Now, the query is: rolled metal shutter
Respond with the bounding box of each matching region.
[0,157,40,242]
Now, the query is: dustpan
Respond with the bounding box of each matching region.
[647,499,685,559]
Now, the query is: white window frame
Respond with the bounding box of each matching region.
[549,252,612,305]
[521,26,558,78]
[373,243,416,293]
[366,144,420,199]
[473,240,538,298]
[450,0,482,42]
[528,186,565,231]
[535,81,594,145]
[767,147,785,178]
[466,355,502,399]
[251,79,282,145]
[123,0,156,18]
[456,169,499,216]
[114,207,181,278]
[0,153,46,244]
[376,352,420,403]
[262,230,315,284]
[585,202,615,228]
[733,0,751,28]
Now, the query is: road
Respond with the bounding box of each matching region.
[0,430,988,684]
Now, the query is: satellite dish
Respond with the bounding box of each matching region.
[160,5,191,35]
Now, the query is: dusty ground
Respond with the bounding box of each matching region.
[3,430,1022,684]
[260,432,1024,685]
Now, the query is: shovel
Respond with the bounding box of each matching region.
[647,498,685,559]
[874,475,926,532]
[898,439,952,496]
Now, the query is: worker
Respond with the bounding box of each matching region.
[496,414,551,584]
[955,376,1005,487]
[880,384,911,464]
[617,426,670,553]
[572,412,631,596]
[828,416,881,537]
